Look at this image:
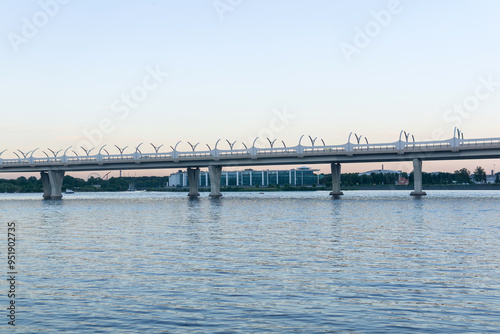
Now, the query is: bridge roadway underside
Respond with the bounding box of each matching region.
[1,147,499,199]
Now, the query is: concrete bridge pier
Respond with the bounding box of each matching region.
[410,158,427,196]
[187,167,200,197]
[329,163,343,197]
[41,170,65,200]
[208,165,222,198]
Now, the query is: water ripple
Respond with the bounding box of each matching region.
[1,190,499,332]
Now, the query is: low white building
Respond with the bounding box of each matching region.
[358,167,401,176]
[167,170,186,187]
[168,167,320,187]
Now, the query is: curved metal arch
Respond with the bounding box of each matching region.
[0,149,7,158]
[188,141,200,152]
[150,143,164,154]
[170,141,182,152]
[72,150,79,157]
[63,146,73,157]
[42,151,50,158]
[308,135,317,147]
[348,132,353,144]
[206,144,212,151]
[347,132,363,145]
[18,150,29,159]
[242,143,248,150]
[98,145,107,155]
[267,138,277,148]
[114,145,128,155]
[281,140,287,148]
[135,142,143,153]
[403,131,410,142]
[87,172,101,180]
[226,140,236,151]
[81,147,95,156]
[214,139,221,150]
[298,135,305,146]
[13,152,21,159]
[321,139,326,147]
[252,137,259,148]
[29,148,39,159]
[48,148,62,157]
[398,130,405,142]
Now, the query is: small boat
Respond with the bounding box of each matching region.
[65,189,75,194]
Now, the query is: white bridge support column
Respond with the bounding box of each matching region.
[209,165,222,198]
[187,167,200,197]
[41,170,65,200]
[329,163,343,197]
[411,158,427,196]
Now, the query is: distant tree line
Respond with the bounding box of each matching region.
[319,167,497,187]
[65,176,169,191]
[0,176,43,193]
[0,175,169,193]
[0,166,497,193]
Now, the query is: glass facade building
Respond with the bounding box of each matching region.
[168,167,320,187]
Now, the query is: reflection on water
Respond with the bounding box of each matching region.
[1,190,499,333]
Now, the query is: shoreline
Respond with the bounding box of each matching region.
[2,184,499,194]
[76,184,500,193]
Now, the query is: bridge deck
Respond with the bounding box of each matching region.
[1,136,499,173]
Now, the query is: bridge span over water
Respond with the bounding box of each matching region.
[1,129,499,199]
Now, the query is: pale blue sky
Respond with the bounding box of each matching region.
[1,0,499,176]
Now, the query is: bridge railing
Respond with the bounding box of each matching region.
[217,150,250,157]
[352,144,397,152]
[178,152,212,159]
[1,159,31,165]
[303,146,346,154]
[67,157,98,162]
[1,133,500,168]
[101,155,134,161]
[32,158,63,163]
[460,138,500,147]
[255,148,298,155]
[139,154,173,159]
[404,141,451,150]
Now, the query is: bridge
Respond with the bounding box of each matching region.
[1,129,499,199]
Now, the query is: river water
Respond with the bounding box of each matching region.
[1,190,499,333]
